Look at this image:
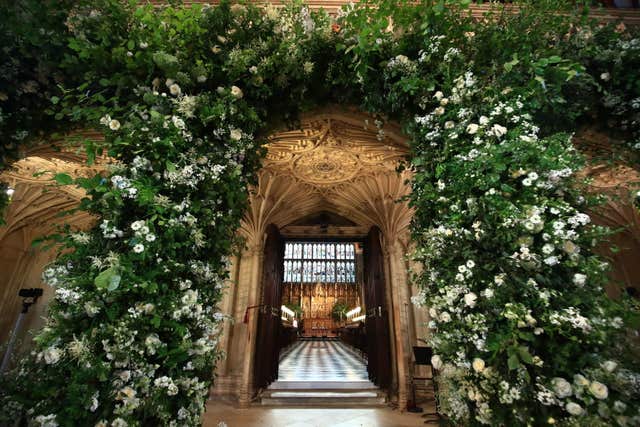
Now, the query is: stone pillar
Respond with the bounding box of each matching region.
[238,239,265,407]
[384,237,412,411]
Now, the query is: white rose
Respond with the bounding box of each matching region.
[573,374,589,387]
[589,381,608,400]
[466,123,479,134]
[169,83,182,96]
[440,98,449,106]
[109,119,121,131]
[230,85,243,99]
[565,402,583,416]
[490,124,507,138]
[434,106,445,116]
[464,292,477,308]
[431,355,443,370]
[444,120,455,129]
[43,347,62,365]
[472,358,485,373]
[602,360,617,373]
[562,241,578,255]
[573,273,587,287]
[229,128,242,141]
[552,377,572,398]
[479,115,489,125]
[440,311,451,322]
[433,91,444,100]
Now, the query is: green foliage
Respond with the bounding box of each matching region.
[0,0,639,426]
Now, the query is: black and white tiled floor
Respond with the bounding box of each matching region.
[276,340,369,382]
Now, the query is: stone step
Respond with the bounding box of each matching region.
[268,380,376,390]
[259,389,387,407]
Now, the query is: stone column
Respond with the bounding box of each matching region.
[384,237,412,411]
[238,239,265,407]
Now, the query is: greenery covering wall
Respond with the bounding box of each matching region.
[0,0,639,426]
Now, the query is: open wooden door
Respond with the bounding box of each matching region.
[253,224,285,390]
[364,226,392,389]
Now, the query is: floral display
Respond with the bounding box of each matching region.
[0,0,639,426]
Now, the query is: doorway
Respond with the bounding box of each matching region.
[253,225,392,398]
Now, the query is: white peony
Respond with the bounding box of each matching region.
[464,292,478,308]
[466,123,479,134]
[589,381,608,400]
[472,358,485,373]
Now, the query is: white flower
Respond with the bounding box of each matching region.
[466,260,476,269]
[464,292,478,307]
[479,115,489,125]
[444,120,455,129]
[552,377,572,398]
[534,327,544,335]
[522,178,533,187]
[34,414,58,427]
[573,273,587,287]
[613,400,627,413]
[602,360,617,372]
[230,85,243,99]
[43,347,62,365]
[139,42,148,49]
[434,106,445,115]
[472,358,485,373]
[197,75,207,83]
[431,354,443,370]
[131,220,144,231]
[562,241,578,255]
[229,128,242,141]
[600,72,611,81]
[145,234,156,242]
[489,124,507,138]
[433,91,444,100]
[466,123,479,134]
[109,119,121,131]
[133,244,145,253]
[589,381,608,400]
[573,374,589,387]
[565,402,583,416]
[84,301,100,317]
[169,84,182,96]
[439,312,451,322]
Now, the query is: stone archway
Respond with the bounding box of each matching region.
[211,107,424,408]
[0,134,106,358]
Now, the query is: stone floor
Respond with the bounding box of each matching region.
[202,339,439,426]
[202,401,439,427]
[277,340,369,382]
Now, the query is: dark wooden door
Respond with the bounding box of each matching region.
[364,226,392,389]
[253,224,285,390]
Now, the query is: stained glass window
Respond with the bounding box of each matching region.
[283,242,356,283]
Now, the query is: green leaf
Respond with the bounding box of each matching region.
[508,354,520,370]
[54,173,73,185]
[95,267,121,291]
[50,96,60,105]
[518,346,534,364]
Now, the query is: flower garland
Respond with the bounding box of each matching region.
[0,1,639,426]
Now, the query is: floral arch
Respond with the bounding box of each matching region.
[0,1,640,426]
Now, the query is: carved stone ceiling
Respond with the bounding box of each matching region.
[242,111,414,242]
[263,116,408,188]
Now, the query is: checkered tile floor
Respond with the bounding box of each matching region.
[277,340,368,382]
